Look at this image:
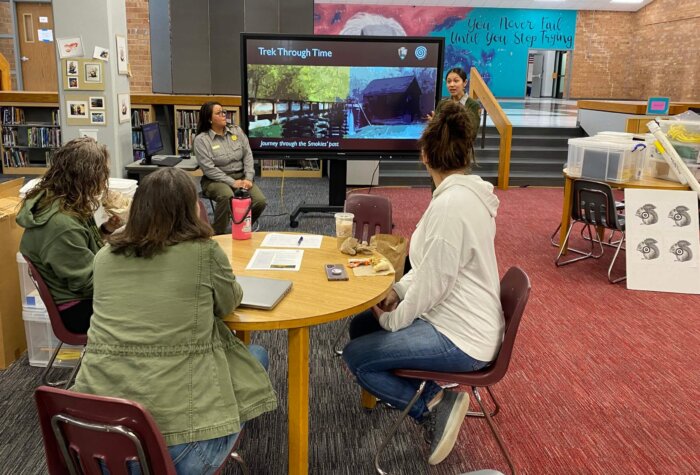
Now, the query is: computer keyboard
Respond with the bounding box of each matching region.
[152,155,183,167]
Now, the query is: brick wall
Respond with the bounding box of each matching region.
[125,0,152,94]
[0,2,17,89]
[571,0,699,100]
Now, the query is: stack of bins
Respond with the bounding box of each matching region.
[17,253,81,368]
[566,134,648,183]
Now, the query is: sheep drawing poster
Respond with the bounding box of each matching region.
[625,189,699,294]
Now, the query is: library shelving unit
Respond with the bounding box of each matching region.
[0,92,60,176]
[130,104,154,162]
[174,105,238,156]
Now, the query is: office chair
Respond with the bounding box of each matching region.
[24,255,87,389]
[373,267,531,475]
[555,179,627,284]
[332,193,393,356]
[35,386,248,475]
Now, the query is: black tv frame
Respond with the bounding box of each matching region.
[240,33,445,226]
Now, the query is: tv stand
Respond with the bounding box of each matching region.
[289,160,347,227]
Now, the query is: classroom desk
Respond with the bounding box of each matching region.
[214,233,394,475]
[558,168,689,252]
[124,157,201,181]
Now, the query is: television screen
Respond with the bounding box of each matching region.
[241,33,444,158]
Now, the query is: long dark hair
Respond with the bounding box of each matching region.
[196,101,221,135]
[109,167,212,258]
[23,137,109,219]
[418,101,475,172]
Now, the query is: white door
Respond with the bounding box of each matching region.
[530,54,544,98]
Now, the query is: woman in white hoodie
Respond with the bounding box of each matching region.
[343,101,504,466]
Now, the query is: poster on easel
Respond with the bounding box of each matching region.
[61,58,104,91]
[625,188,700,294]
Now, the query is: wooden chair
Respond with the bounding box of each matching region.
[373,267,531,475]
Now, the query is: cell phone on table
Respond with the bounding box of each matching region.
[324,264,349,281]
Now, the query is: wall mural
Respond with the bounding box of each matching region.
[314,5,577,98]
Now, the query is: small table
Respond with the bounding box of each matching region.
[558,168,689,251]
[214,233,394,475]
[124,157,201,181]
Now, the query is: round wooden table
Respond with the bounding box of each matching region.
[214,233,394,475]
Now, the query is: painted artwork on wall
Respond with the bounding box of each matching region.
[314,5,577,97]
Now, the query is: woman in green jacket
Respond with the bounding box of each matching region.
[16,137,117,334]
[72,167,277,474]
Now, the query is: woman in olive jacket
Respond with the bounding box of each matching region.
[72,167,277,474]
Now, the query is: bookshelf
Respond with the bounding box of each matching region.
[1,101,60,175]
[130,105,154,162]
[174,105,238,156]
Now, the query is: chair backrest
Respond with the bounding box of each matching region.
[344,193,393,242]
[197,199,210,225]
[35,386,177,475]
[23,255,88,346]
[485,267,531,383]
[571,179,621,229]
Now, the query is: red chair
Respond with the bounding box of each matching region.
[35,385,248,475]
[24,255,87,388]
[344,193,393,243]
[373,267,531,475]
[197,198,211,225]
[332,193,394,355]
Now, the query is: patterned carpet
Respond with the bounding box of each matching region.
[1,177,698,474]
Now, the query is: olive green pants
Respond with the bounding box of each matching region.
[201,174,267,235]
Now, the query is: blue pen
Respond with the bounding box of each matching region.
[297,236,304,246]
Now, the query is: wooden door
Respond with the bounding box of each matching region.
[16,2,57,91]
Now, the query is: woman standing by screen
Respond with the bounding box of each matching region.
[193,101,267,234]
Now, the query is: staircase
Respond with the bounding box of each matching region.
[378,125,586,187]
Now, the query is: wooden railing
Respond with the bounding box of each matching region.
[469,67,512,190]
[0,53,11,91]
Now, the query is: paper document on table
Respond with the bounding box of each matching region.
[246,249,304,271]
[260,233,323,248]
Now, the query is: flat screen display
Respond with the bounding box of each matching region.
[241,34,444,158]
[142,122,163,157]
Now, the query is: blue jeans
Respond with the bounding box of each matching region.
[102,344,269,475]
[342,311,489,421]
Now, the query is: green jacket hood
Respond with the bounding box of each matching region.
[16,190,61,229]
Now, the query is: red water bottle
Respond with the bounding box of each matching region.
[231,188,252,240]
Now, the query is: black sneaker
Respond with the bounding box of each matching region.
[426,390,470,465]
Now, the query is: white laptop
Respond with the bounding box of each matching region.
[237,276,293,310]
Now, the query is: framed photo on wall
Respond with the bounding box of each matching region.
[66,60,78,76]
[67,100,88,118]
[118,93,130,123]
[89,96,105,110]
[115,35,128,75]
[84,63,101,83]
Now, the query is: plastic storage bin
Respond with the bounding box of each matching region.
[566,137,646,183]
[16,252,46,311]
[644,156,700,182]
[23,307,80,368]
[658,119,700,162]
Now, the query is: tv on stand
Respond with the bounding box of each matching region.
[240,33,445,226]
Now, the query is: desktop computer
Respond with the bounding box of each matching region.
[141,122,183,167]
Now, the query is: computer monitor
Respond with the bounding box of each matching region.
[141,122,163,165]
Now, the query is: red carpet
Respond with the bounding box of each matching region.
[349,186,700,474]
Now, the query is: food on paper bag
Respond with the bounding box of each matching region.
[348,258,372,268]
[102,190,131,221]
[372,256,391,273]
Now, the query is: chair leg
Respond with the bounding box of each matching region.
[471,387,516,475]
[467,386,499,418]
[550,223,601,256]
[555,223,604,266]
[374,381,427,475]
[332,318,351,356]
[608,231,627,284]
[41,342,66,387]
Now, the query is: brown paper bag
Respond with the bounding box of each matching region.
[370,234,408,282]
